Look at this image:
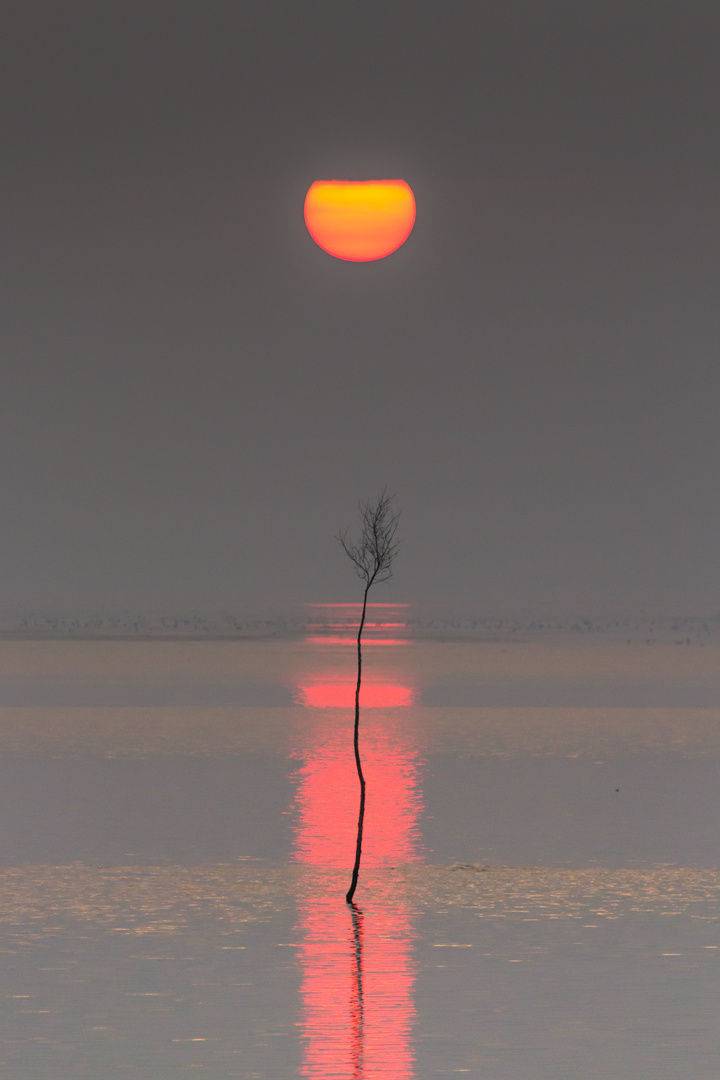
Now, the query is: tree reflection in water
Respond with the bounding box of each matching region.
[293,670,421,1079]
[349,902,365,1079]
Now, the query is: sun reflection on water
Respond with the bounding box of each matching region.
[298,891,416,1080]
[304,603,410,646]
[293,627,421,1077]
[295,682,416,708]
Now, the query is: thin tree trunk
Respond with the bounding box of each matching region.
[346,584,370,903]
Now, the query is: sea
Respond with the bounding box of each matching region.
[1,618,719,1078]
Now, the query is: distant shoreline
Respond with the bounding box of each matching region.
[1,614,718,646]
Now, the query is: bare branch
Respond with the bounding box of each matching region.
[336,488,400,589]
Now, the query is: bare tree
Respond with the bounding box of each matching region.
[337,489,400,904]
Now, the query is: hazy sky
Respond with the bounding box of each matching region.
[2,1,719,617]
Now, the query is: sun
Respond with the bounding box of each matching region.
[304,180,416,262]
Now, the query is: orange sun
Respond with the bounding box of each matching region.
[304,180,416,262]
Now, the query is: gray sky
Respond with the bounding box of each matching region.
[2,1,719,616]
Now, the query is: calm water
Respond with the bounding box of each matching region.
[1,633,719,1077]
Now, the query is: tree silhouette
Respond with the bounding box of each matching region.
[337,489,400,904]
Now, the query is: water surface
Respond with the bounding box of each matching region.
[1,634,719,1077]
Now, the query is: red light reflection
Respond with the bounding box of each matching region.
[299,893,415,1080]
[294,730,422,867]
[305,637,410,646]
[293,663,421,1077]
[305,602,410,645]
[297,682,416,708]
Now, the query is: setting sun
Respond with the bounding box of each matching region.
[304,180,416,261]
